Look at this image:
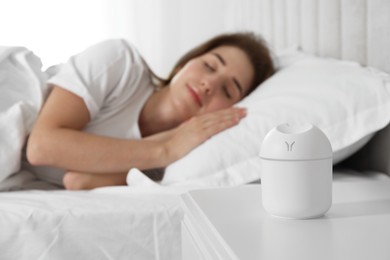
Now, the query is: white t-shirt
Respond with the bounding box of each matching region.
[26,39,155,186]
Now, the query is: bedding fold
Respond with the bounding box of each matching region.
[0,46,48,187]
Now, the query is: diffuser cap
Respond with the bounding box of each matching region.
[260,123,332,161]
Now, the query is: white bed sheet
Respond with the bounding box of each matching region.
[0,186,193,260]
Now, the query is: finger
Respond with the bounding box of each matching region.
[197,107,246,124]
[200,107,246,129]
[199,112,245,138]
[207,107,247,119]
[199,119,238,140]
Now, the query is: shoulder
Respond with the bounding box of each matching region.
[80,39,146,67]
[61,38,152,84]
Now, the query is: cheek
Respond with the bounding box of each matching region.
[170,70,184,86]
[172,62,200,82]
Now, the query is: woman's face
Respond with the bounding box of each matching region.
[168,45,254,120]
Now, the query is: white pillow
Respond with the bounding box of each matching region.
[162,52,390,186]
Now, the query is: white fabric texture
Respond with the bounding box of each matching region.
[0,168,386,260]
[161,52,390,187]
[0,187,185,260]
[27,39,155,186]
[47,39,153,137]
[0,46,47,184]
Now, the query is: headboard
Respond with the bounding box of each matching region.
[128,0,390,76]
[242,0,390,73]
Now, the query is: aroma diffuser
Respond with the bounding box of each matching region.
[259,123,333,219]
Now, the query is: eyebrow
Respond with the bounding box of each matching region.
[212,52,243,96]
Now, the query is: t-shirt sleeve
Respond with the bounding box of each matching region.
[47,39,145,120]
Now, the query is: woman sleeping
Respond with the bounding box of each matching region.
[17,32,274,190]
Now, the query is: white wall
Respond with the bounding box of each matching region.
[0,0,115,68]
[104,0,264,77]
[0,0,261,75]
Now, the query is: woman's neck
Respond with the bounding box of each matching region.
[138,87,181,137]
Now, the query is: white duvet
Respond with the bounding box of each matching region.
[0,46,48,186]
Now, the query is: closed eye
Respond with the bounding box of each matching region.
[223,85,232,99]
[204,62,215,72]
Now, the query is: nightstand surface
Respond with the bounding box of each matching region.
[181,178,390,260]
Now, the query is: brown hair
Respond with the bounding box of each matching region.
[155,32,275,95]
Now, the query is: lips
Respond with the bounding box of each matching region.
[187,84,202,106]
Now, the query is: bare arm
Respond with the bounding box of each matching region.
[27,86,169,173]
[27,86,246,175]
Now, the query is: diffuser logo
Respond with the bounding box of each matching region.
[285,141,295,152]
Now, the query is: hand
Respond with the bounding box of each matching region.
[164,107,246,162]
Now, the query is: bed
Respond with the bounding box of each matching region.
[1,0,390,259]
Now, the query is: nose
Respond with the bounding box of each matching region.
[200,75,219,95]
[200,80,211,95]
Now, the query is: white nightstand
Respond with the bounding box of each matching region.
[181,178,390,260]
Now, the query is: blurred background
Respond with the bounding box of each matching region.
[0,0,263,77]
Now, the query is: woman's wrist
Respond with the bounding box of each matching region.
[159,139,178,167]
